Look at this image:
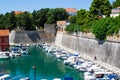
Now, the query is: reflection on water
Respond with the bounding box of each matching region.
[0,46,84,80]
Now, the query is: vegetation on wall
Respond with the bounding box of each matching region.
[77,9,90,25]
[65,24,79,32]
[66,16,120,40]
[70,16,76,24]
[65,0,120,40]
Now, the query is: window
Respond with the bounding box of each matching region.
[0,38,1,43]
[4,37,8,43]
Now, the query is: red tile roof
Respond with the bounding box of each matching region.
[0,30,9,36]
[65,8,77,13]
[14,11,23,15]
[111,6,120,13]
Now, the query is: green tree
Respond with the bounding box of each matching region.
[90,0,112,19]
[1,11,16,30]
[53,8,68,21]
[92,18,113,40]
[0,14,4,29]
[9,11,16,30]
[46,9,55,24]
[84,11,91,23]
[21,12,35,30]
[102,0,112,16]
[77,9,89,25]
[112,0,120,8]
[90,0,102,20]
[32,8,49,28]
[70,16,76,23]
[16,13,23,29]
[32,10,38,28]
[46,8,68,24]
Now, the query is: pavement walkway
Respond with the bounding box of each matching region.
[54,44,120,75]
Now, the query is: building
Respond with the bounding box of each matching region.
[110,6,120,18]
[0,30,9,51]
[65,8,77,16]
[14,11,23,15]
[57,20,70,32]
[57,21,66,32]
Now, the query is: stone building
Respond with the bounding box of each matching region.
[65,8,77,16]
[56,20,70,32]
[110,6,120,18]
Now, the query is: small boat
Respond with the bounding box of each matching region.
[0,74,10,80]
[9,47,21,58]
[9,52,21,58]
[0,52,9,59]
[53,78,61,80]
[11,47,20,53]
[63,56,76,65]
[41,79,48,80]
[107,73,119,80]
[21,47,28,55]
[20,77,30,80]
[64,77,74,80]
[84,70,114,80]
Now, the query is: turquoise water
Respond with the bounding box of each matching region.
[0,46,84,80]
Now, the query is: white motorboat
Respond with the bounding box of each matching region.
[84,70,113,80]
[63,56,77,65]
[9,52,21,58]
[41,79,48,80]
[0,74,10,80]
[53,78,61,80]
[0,52,9,59]
[21,47,28,55]
[20,77,30,80]
[10,46,21,57]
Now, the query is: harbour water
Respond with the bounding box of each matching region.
[0,46,84,80]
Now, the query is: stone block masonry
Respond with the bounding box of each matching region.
[9,30,55,44]
[55,32,120,73]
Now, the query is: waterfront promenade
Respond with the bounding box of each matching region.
[54,43,120,75]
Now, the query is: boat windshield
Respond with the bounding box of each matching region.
[22,48,27,51]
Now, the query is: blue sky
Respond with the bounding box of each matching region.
[0,0,115,14]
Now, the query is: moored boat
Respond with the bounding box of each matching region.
[21,47,28,55]
[20,77,30,80]
[0,74,10,80]
[84,70,118,80]
[0,51,9,59]
[53,78,61,80]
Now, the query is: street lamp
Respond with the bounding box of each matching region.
[32,66,36,80]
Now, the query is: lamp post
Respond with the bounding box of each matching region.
[32,66,36,80]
